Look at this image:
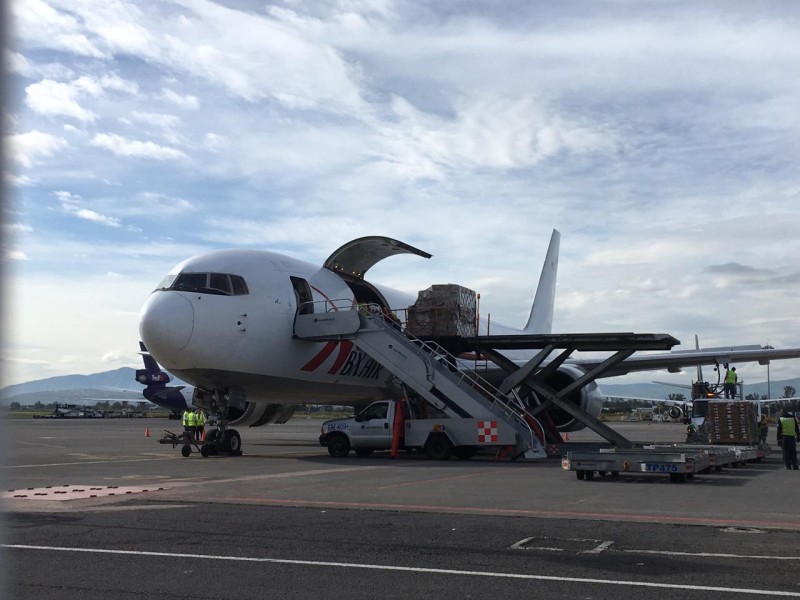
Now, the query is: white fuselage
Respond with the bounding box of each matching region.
[139,249,415,405]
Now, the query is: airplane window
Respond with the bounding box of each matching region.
[209,273,231,295]
[231,275,248,295]
[174,273,208,291]
[165,272,249,296]
[156,274,178,290]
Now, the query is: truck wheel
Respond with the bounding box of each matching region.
[425,434,453,460]
[453,446,478,460]
[354,448,374,457]
[327,433,351,457]
[181,445,191,458]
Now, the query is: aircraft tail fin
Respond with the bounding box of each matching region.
[136,341,171,387]
[523,229,560,334]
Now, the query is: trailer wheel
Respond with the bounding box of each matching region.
[584,470,595,481]
[425,434,453,460]
[200,444,211,458]
[181,445,191,458]
[576,470,585,480]
[327,433,351,457]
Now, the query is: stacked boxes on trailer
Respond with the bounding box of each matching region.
[406,284,477,338]
[706,401,758,445]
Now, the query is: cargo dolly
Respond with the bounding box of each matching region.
[562,447,711,483]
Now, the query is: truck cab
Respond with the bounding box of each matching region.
[319,398,520,460]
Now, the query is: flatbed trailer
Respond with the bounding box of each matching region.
[562,443,766,482]
[562,447,710,483]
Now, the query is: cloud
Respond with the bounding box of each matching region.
[13,0,108,58]
[54,190,122,228]
[162,89,200,110]
[7,130,69,168]
[25,79,98,122]
[90,133,186,160]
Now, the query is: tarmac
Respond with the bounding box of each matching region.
[3,416,800,599]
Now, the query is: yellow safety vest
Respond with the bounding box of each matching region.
[780,416,797,437]
[187,411,196,427]
[182,410,191,426]
[196,412,205,427]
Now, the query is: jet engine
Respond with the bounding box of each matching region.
[525,364,605,433]
[667,405,684,420]
[192,388,296,427]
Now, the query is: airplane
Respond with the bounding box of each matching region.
[135,341,194,419]
[138,230,800,455]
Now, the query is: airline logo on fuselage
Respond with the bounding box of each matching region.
[301,341,383,380]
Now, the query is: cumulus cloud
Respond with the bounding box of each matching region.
[90,133,186,160]
[162,89,200,110]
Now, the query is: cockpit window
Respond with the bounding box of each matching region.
[209,273,231,294]
[159,272,249,296]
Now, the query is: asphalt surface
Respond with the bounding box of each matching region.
[3,417,800,599]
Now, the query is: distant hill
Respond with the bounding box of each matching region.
[2,367,798,406]
[0,367,140,402]
[602,377,800,400]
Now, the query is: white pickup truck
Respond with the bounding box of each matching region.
[319,398,519,460]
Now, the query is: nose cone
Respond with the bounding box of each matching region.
[139,292,194,363]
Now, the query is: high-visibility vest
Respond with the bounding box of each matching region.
[196,412,205,427]
[182,410,191,426]
[724,370,737,384]
[187,411,196,427]
[780,416,797,437]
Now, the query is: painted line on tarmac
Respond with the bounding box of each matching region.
[4,544,799,597]
[2,456,180,469]
[212,497,800,530]
[626,549,800,561]
[376,470,493,490]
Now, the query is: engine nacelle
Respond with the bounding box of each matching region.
[531,364,605,432]
[191,387,296,427]
[667,405,684,420]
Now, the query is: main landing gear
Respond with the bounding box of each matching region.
[198,427,242,457]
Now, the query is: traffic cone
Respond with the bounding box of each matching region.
[200,428,206,442]
[564,431,569,441]
[144,427,151,438]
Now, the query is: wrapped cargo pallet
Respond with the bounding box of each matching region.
[406,284,477,338]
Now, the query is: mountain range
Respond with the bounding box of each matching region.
[2,368,798,406]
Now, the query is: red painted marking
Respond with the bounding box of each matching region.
[327,341,353,374]
[301,341,338,372]
[216,497,800,529]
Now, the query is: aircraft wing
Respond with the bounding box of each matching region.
[573,346,800,378]
[604,395,687,406]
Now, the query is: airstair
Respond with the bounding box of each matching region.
[294,305,548,460]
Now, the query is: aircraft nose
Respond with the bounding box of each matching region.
[139,291,194,360]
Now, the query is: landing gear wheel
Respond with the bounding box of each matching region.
[221,429,242,455]
[354,448,374,457]
[181,445,191,458]
[425,434,453,460]
[327,433,351,457]
[454,446,478,460]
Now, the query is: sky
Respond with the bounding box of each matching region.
[4,0,800,391]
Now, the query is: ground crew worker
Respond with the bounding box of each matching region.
[777,410,800,470]
[724,366,738,399]
[195,408,205,441]
[186,408,196,440]
[182,408,193,438]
